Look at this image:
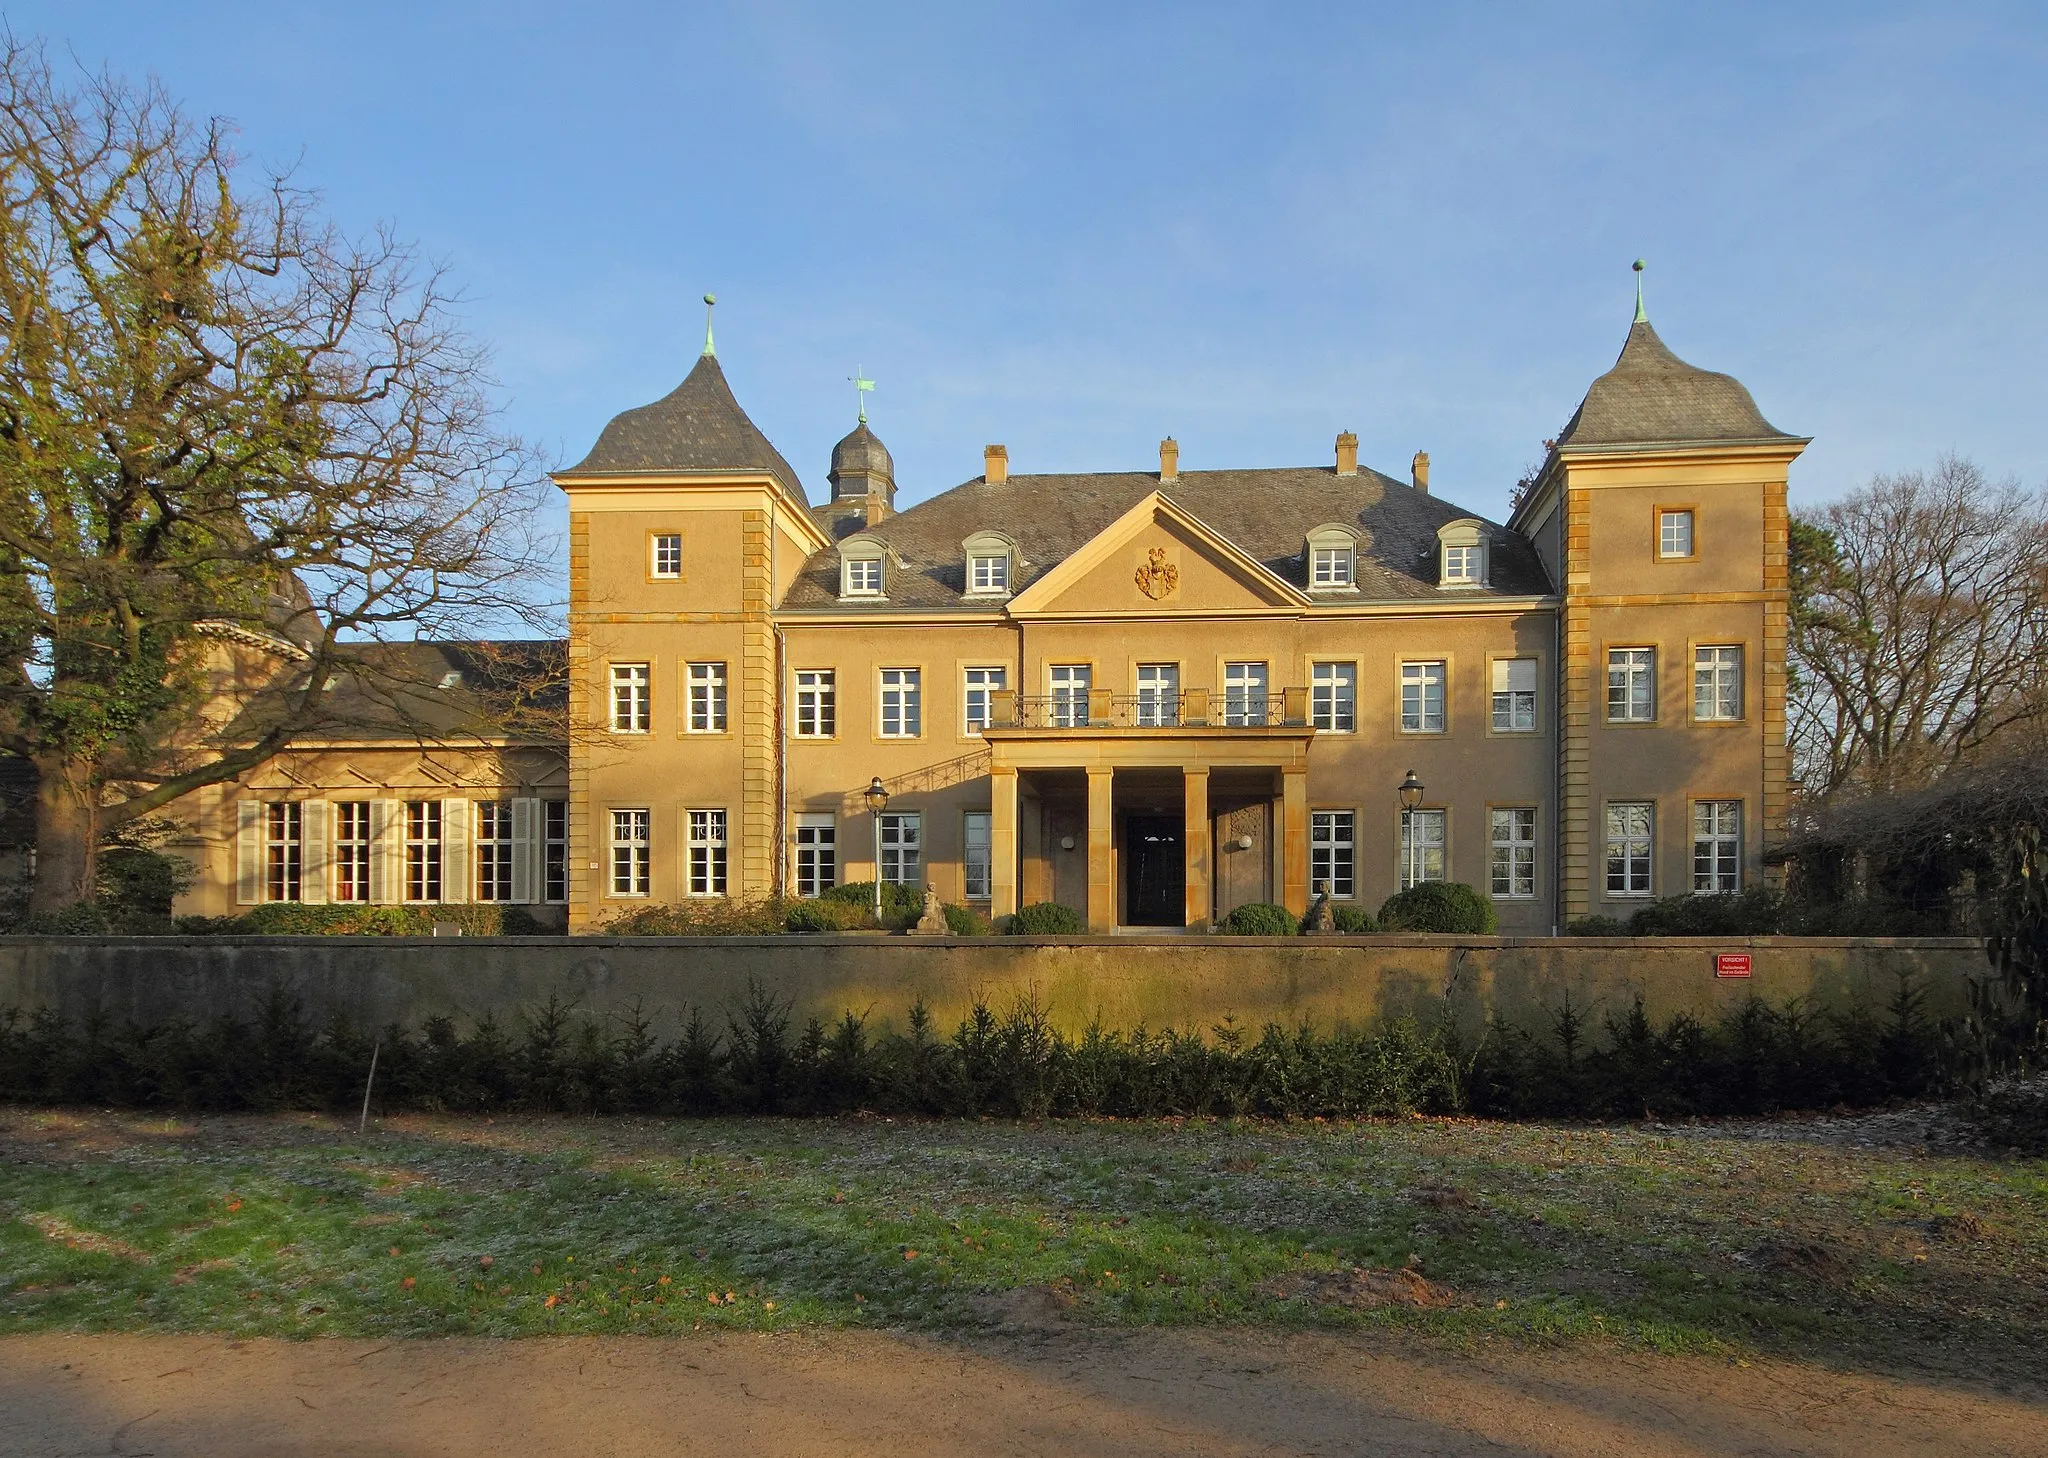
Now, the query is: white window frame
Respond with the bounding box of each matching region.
[1659,509,1695,559]
[1310,810,1355,899]
[1693,645,1743,722]
[794,813,836,898]
[841,554,884,598]
[1310,661,1356,733]
[1607,648,1656,723]
[879,667,922,738]
[264,801,303,904]
[1223,661,1269,726]
[334,800,372,903]
[1049,664,1091,728]
[793,669,836,739]
[1399,808,1446,890]
[687,661,728,734]
[1442,545,1481,584]
[1489,807,1537,900]
[610,663,651,734]
[1310,544,1354,588]
[1399,660,1447,734]
[963,811,992,900]
[879,812,922,887]
[964,666,1007,733]
[967,554,1010,594]
[404,799,443,904]
[474,800,515,903]
[543,801,569,904]
[1491,658,1538,733]
[611,808,651,898]
[1605,802,1654,898]
[687,809,727,897]
[651,533,683,579]
[1437,519,1488,588]
[1135,663,1180,726]
[1693,800,1741,895]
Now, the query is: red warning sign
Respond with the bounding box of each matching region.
[1714,953,1753,979]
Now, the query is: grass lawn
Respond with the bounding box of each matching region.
[3,1108,2044,1383]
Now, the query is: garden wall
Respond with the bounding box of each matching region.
[0,934,1986,1040]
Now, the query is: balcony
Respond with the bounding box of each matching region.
[985,687,1311,731]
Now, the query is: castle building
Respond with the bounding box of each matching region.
[170,296,1804,934]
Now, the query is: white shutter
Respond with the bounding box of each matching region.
[441,798,469,904]
[1493,658,1537,693]
[300,800,329,905]
[235,799,263,905]
[511,797,538,904]
[369,799,400,903]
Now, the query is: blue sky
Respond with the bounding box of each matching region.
[16,2,2046,530]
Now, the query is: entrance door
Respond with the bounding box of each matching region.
[1123,815,1185,926]
[1213,800,1272,919]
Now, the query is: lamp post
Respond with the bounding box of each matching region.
[864,776,890,920]
[1397,769,1425,889]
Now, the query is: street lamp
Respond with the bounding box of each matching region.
[864,776,890,920]
[1398,769,1424,811]
[1397,769,1424,889]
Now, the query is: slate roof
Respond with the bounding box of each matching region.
[223,640,568,745]
[557,354,808,498]
[780,466,1554,610]
[1556,320,1798,449]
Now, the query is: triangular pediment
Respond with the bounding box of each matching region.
[1009,492,1309,616]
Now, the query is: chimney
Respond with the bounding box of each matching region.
[1411,450,1431,494]
[864,492,888,527]
[1159,437,1179,483]
[984,444,1008,486]
[1335,431,1358,477]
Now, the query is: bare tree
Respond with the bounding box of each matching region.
[0,39,557,914]
[1789,456,2048,798]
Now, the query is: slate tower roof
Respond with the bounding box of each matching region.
[557,353,808,500]
[1556,319,1797,450]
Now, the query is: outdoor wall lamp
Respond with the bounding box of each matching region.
[1059,834,1076,851]
[864,776,890,919]
[1398,769,1425,811]
[1233,834,1254,851]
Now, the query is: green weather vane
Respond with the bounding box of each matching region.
[849,366,875,424]
[1632,260,1647,323]
[702,293,717,358]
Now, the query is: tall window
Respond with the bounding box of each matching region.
[1658,509,1695,559]
[1310,811,1355,899]
[651,533,683,579]
[1400,661,1447,733]
[264,802,303,903]
[964,666,1007,733]
[1693,801,1741,894]
[879,812,921,886]
[1693,646,1743,722]
[1605,802,1654,897]
[1135,663,1180,726]
[879,668,921,738]
[842,556,883,597]
[1310,544,1353,588]
[1606,648,1656,722]
[1400,808,1446,889]
[1223,661,1269,726]
[688,810,727,896]
[475,801,515,902]
[1491,659,1537,732]
[1049,664,1091,728]
[794,814,836,898]
[687,662,728,733]
[793,670,836,738]
[611,808,650,897]
[1310,662,1355,732]
[1490,808,1537,900]
[543,801,568,903]
[404,800,443,903]
[963,811,992,900]
[1442,545,1481,584]
[610,663,650,733]
[968,554,1009,593]
[334,801,371,903]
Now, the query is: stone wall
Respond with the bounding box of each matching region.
[0,935,1986,1042]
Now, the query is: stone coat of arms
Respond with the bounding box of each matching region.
[1134,546,1179,601]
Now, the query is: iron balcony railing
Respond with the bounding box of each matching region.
[985,688,1311,730]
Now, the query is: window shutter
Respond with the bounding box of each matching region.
[300,800,330,905]
[235,800,263,905]
[441,798,469,904]
[369,799,400,903]
[511,797,538,904]
[1493,659,1536,693]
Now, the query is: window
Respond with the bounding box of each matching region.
[1400,661,1447,733]
[1310,811,1355,899]
[1310,544,1354,588]
[964,666,1007,733]
[1224,661,1269,726]
[794,814,836,898]
[963,811,992,900]
[1605,802,1654,897]
[1437,519,1488,587]
[879,812,921,886]
[1400,808,1446,889]
[1050,664,1091,728]
[610,663,650,733]
[1490,808,1537,899]
[1659,509,1695,559]
[793,670,836,738]
[1694,646,1743,722]
[651,533,683,579]
[1310,662,1356,732]
[687,661,728,733]
[842,555,884,597]
[475,801,515,903]
[1693,801,1741,894]
[687,810,727,896]
[334,801,371,903]
[1135,663,1180,726]
[404,800,443,903]
[543,801,568,903]
[1442,545,1481,584]
[264,802,303,903]
[879,668,921,738]
[1491,659,1538,732]
[611,808,650,897]
[968,554,1009,593]
[1606,648,1656,722]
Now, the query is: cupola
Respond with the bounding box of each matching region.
[828,421,895,518]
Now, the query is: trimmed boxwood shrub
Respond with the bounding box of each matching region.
[1378,882,1496,934]
[1564,915,1629,936]
[171,903,553,937]
[1002,901,1084,935]
[1219,901,1299,936]
[1331,905,1379,934]
[943,903,994,935]
[824,880,923,928]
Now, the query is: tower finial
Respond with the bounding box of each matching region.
[1631,260,1647,324]
[701,293,717,358]
[849,366,875,424]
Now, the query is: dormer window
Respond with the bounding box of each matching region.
[969,554,1008,593]
[839,533,889,599]
[960,530,1020,599]
[1443,546,1480,584]
[1311,545,1352,588]
[1304,524,1361,593]
[1436,519,1489,589]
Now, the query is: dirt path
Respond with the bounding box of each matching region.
[2,1329,2042,1457]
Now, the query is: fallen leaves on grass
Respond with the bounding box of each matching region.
[1258,1266,1459,1310]
[22,1213,152,1263]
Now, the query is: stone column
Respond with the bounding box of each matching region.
[1086,766,1115,932]
[990,766,1019,921]
[1183,767,1210,929]
[1281,767,1309,917]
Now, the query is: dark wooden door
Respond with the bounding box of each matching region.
[1123,816,1185,926]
